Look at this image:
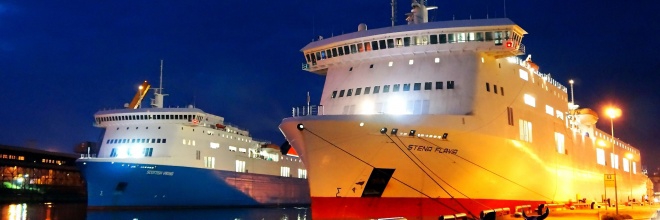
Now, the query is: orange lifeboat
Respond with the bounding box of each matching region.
[572,108,599,125]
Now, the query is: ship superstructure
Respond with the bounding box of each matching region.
[280,2,646,219]
[77,65,309,208]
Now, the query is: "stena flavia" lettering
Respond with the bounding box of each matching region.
[407,144,458,155]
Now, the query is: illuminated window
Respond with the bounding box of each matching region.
[203,157,215,168]
[281,166,291,177]
[596,148,605,165]
[519,69,529,81]
[524,94,536,107]
[623,158,630,172]
[298,169,307,179]
[409,59,414,65]
[556,110,564,120]
[210,142,220,149]
[235,160,245,172]
[229,146,237,152]
[388,61,393,67]
[611,153,619,169]
[519,119,532,142]
[546,105,554,116]
[633,162,637,174]
[239,148,247,153]
[555,132,565,154]
[435,57,440,63]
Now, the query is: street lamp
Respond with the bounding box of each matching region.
[569,80,575,105]
[605,107,621,138]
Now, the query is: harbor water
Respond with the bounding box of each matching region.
[0,203,309,220]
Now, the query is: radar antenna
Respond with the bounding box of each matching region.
[391,0,397,27]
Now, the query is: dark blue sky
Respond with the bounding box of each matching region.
[1,1,658,169]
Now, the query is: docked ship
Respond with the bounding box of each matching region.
[279,2,647,219]
[77,64,310,208]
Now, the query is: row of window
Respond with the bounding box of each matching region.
[0,154,24,161]
[109,147,154,157]
[331,81,455,99]
[106,138,167,144]
[596,149,637,174]
[42,159,65,165]
[485,83,505,96]
[96,114,203,123]
[306,30,522,64]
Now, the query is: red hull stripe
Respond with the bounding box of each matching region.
[311,197,546,219]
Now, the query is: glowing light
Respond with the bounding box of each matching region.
[388,61,393,67]
[597,140,607,147]
[387,96,407,115]
[408,59,414,65]
[360,100,375,115]
[435,58,440,63]
[130,147,143,158]
[523,94,536,107]
[116,146,128,158]
[605,107,621,119]
[359,122,364,127]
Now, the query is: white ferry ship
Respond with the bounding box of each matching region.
[279,2,647,219]
[77,64,310,208]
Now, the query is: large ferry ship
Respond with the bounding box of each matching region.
[279,2,647,219]
[77,63,310,208]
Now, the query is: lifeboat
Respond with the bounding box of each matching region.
[215,123,225,129]
[572,108,599,125]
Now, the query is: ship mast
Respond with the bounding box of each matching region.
[151,59,168,108]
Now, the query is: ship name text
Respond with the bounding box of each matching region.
[407,145,458,155]
[146,170,174,176]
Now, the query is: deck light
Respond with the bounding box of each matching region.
[297,123,304,131]
[380,128,387,134]
[409,130,416,136]
[391,128,398,135]
[442,133,448,140]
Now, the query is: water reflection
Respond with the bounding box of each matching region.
[0,203,308,220]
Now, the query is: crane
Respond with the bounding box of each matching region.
[127,81,151,109]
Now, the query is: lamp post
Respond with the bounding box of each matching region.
[569,80,575,105]
[626,153,633,207]
[605,107,621,138]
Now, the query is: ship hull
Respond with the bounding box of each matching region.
[280,114,647,219]
[77,160,310,208]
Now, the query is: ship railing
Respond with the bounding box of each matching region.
[79,154,97,158]
[292,105,323,117]
[302,63,309,70]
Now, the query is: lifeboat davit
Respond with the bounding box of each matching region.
[573,108,599,125]
[525,55,539,72]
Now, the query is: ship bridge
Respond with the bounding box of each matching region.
[301,18,526,75]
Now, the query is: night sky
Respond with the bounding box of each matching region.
[1,1,658,169]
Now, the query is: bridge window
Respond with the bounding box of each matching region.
[364,42,372,51]
[379,40,386,49]
[403,37,411,46]
[347,89,353,97]
[387,39,394,48]
[373,86,380,94]
[436,81,443,90]
[364,87,371,94]
[338,47,344,56]
[305,54,311,62]
[447,81,455,89]
[383,85,390,93]
[355,88,362,95]
[371,41,378,50]
[403,84,410,91]
[430,35,438,44]
[344,45,350,54]
[439,34,447,44]
[448,33,456,43]
[331,91,337,98]
[339,90,345,97]
[485,32,493,41]
[424,82,432,90]
[350,44,357,53]
[414,83,421,91]
[494,31,503,45]
[357,43,364,52]
[326,49,332,58]
[320,51,326,59]
[476,32,484,41]
[395,38,403,47]
[393,84,400,92]
[332,48,338,57]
